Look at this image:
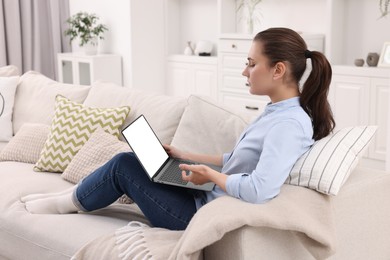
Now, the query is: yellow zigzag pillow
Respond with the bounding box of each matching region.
[34,95,130,173]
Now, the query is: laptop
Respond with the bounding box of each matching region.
[121,115,218,191]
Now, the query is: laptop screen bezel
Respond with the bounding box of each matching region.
[121,115,171,179]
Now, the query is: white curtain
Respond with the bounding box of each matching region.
[0,0,71,80]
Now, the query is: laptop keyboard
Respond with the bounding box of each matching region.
[158,160,190,185]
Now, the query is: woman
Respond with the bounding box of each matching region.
[22,28,334,231]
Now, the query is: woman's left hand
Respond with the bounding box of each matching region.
[179,164,214,185]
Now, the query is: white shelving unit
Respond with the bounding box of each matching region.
[57,53,122,86]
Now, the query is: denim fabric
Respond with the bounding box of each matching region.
[74,152,197,230]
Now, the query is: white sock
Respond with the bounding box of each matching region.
[21,186,76,202]
[25,187,79,214]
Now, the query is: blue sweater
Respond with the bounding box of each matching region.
[195,97,314,209]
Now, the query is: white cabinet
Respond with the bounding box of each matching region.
[57,53,122,86]
[329,66,390,166]
[218,37,270,117]
[166,55,218,100]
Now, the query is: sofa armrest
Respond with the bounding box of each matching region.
[204,226,314,260]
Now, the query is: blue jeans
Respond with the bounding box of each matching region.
[72,152,198,230]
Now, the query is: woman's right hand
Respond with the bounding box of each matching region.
[163,144,186,160]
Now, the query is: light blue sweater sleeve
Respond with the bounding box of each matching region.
[225,120,307,204]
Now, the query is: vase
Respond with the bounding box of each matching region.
[366,52,379,67]
[243,17,254,34]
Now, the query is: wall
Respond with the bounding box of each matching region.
[69,0,131,87]
[69,0,165,93]
[343,0,390,65]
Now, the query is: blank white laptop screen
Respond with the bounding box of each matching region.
[122,116,169,177]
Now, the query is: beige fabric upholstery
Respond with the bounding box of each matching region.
[205,167,390,259]
[171,95,249,155]
[0,161,148,260]
[0,123,50,164]
[62,128,130,184]
[0,65,20,77]
[12,71,91,134]
[84,81,187,145]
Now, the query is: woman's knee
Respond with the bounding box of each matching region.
[111,152,136,165]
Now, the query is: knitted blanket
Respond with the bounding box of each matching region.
[72,184,336,260]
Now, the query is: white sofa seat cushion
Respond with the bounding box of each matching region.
[0,161,148,260]
[12,71,91,134]
[84,81,187,145]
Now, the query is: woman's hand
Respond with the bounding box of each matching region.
[179,164,212,185]
[163,144,186,160]
[179,164,228,191]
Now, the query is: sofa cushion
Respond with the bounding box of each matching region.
[12,71,91,134]
[34,95,130,173]
[0,65,20,77]
[286,125,377,195]
[171,95,249,155]
[62,128,130,184]
[83,81,187,145]
[0,76,19,141]
[0,123,50,164]
[0,161,148,260]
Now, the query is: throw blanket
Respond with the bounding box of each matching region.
[72,185,336,260]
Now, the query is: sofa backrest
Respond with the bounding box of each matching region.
[83,81,187,146]
[12,71,91,134]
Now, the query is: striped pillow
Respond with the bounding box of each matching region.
[34,95,130,173]
[286,126,377,195]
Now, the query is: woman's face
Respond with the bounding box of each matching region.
[242,41,277,96]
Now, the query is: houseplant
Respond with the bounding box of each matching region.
[379,0,390,18]
[236,0,262,34]
[64,12,108,55]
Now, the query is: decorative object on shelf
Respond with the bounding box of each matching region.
[378,42,390,67]
[366,52,380,67]
[64,12,108,55]
[184,41,194,56]
[194,41,213,56]
[379,0,390,18]
[354,59,365,67]
[236,0,262,34]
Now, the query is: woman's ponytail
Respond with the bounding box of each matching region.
[300,51,335,140]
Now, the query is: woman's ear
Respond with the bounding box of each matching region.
[273,62,287,80]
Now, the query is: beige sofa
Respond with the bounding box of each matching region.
[0,65,389,260]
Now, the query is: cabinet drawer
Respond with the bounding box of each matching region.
[221,73,248,91]
[220,54,247,70]
[221,93,270,116]
[219,39,252,53]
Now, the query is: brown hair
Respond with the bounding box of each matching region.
[254,27,335,140]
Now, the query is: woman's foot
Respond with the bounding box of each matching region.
[21,186,76,202]
[23,186,79,214]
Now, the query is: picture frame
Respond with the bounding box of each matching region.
[378,42,390,67]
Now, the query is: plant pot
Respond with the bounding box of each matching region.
[83,38,98,55]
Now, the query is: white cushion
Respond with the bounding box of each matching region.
[84,81,187,145]
[0,76,19,141]
[171,95,249,155]
[12,71,91,134]
[0,65,20,77]
[62,128,130,184]
[0,123,50,164]
[286,126,378,195]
